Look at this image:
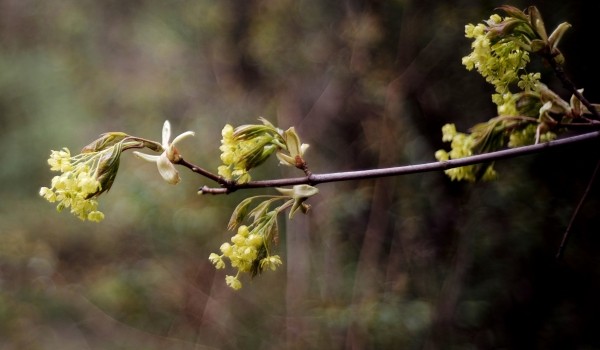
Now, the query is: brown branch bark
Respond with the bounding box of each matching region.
[180,131,600,193]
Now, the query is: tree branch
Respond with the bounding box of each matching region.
[176,158,225,184]
[185,130,600,194]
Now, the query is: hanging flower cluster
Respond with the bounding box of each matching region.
[40,147,109,222]
[209,223,281,290]
[209,184,318,290]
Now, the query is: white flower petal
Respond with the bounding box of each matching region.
[133,151,160,162]
[157,153,180,184]
[162,120,172,147]
[171,131,195,146]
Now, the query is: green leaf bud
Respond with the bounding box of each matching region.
[497,5,528,22]
[530,39,546,53]
[527,6,548,40]
[228,197,254,230]
[81,132,129,153]
[90,143,124,198]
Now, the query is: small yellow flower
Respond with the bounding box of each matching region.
[260,255,282,271]
[87,211,105,222]
[209,253,226,269]
[225,275,242,290]
[434,150,449,162]
[220,242,233,255]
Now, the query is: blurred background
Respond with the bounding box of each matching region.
[2,0,600,349]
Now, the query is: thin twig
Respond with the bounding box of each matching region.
[556,157,600,259]
[176,158,226,184]
[544,53,600,120]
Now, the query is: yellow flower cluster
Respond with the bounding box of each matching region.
[218,124,250,183]
[435,6,573,183]
[209,224,282,290]
[493,92,520,117]
[508,124,556,148]
[462,14,534,100]
[217,123,280,184]
[435,124,496,182]
[39,147,109,222]
[217,118,311,184]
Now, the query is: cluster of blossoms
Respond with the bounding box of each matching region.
[218,122,281,184]
[434,124,496,182]
[209,185,319,290]
[462,13,537,98]
[218,118,309,183]
[508,123,556,148]
[39,145,122,222]
[209,223,282,290]
[436,6,573,182]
